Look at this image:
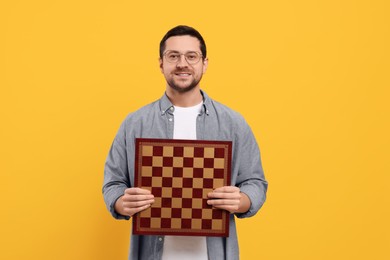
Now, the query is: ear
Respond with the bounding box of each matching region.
[159,58,163,73]
[202,57,209,74]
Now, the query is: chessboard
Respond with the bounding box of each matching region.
[132,138,232,237]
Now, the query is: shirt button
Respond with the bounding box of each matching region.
[170,107,174,111]
[168,118,173,122]
[159,237,163,241]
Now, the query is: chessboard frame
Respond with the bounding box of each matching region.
[132,138,232,237]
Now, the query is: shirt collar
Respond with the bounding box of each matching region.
[159,90,210,116]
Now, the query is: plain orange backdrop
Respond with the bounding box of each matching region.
[1,1,389,259]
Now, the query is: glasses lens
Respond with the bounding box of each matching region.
[164,51,202,64]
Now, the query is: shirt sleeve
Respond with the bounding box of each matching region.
[234,119,268,219]
[102,121,131,220]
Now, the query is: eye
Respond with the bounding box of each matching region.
[186,53,198,60]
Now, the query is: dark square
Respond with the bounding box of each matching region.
[202,219,212,229]
[142,156,152,166]
[172,188,182,197]
[183,178,193,188]
[194,147,204,157]
[140,218,150,228]
[181,219,191,228]
[161,198,172,208]
[172,208,182,218]
[182,198,192,208]
[192,188,203,198]
[163,157,173,167]
[173,146,184,157]
[203,178,213,188]
[202,199,209,208]
[172,167,183,177]
[141,177,152,186]
[192,209,202,218]
[153,146,163,156]
[183,157,193,167]
[162,177,173,187]
[151,208,161,217]
[161,218,171,228]
[213,168,224,179]
[152,167,163,177]
[214,148,225,158]
[193,168,203,178]
[151,187,162,197]
[212,209,223,219]
[204,158,214,168]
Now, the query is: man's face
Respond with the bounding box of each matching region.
[160,35,208,93]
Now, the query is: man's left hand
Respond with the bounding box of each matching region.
[207,186,251,214]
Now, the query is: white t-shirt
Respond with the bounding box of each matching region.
[162,102,208,260]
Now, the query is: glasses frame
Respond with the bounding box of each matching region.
[163,50,204,65]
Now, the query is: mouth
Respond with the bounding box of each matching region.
[174,72,192,77]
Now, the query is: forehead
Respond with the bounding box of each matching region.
[164,35,201,52]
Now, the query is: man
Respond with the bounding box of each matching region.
[103,25,268,260]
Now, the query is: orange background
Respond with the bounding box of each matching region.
[1,1,389,259]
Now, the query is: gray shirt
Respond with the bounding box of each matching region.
[103,90,268,260]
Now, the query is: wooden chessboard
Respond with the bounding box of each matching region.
[132,138,232,237]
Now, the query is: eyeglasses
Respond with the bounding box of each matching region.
[163,50,203,65]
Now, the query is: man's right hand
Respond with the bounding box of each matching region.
[114,188,155,217]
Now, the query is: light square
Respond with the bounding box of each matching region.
[173,157,183,167]
[183,146,194,157]
[172,178,183,188]
[192,178,203,188]
[193,198,203,208]
[212,219,223,230]
[153,198,162,208]
[172,198,182,208]
[213,179,224,189]
[152,156,163,167]
[161,208,172,218]
[182,208,192,218]
[192,219,202,229]
[203,168,213,178]
[163,146,174,157]
[204,147,215,158]
[203,189,213,198]
[202,209,212,219]
[214,158,225,169]
[142,166,153,177]
[162,167,173,177]
[193,158,204,168]
[151,218,161,228]
[162,187,172,197]
[142,145,153,156]
[183,168,193,178]
[182,188,193,198]
[139,208,151,218]
[152,177,162,187]
[171,218,181,229]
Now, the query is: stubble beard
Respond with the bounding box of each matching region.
[167,74,203,93]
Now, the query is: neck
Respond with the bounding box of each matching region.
[165,86,203,107]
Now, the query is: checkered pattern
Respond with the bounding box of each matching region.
[133,139,232,237]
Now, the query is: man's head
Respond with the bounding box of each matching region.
[159,25,207,59]
[159,25,208,94]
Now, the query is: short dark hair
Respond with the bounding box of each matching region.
[159,25,207,59]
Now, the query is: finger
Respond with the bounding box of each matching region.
[124,203,152,217]
[122,194,155,202]
[123,199,155,208]
[208,192,241,200]
[125,187,152,195]
[212,186,240,193]
[207,199,240,206]
[211,204,239,213]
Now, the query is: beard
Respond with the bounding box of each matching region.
[166,72,203,93]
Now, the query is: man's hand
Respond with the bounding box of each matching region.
[114,188,155,217]
[207,186,251,214]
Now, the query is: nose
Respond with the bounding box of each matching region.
[176,54,189,68]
